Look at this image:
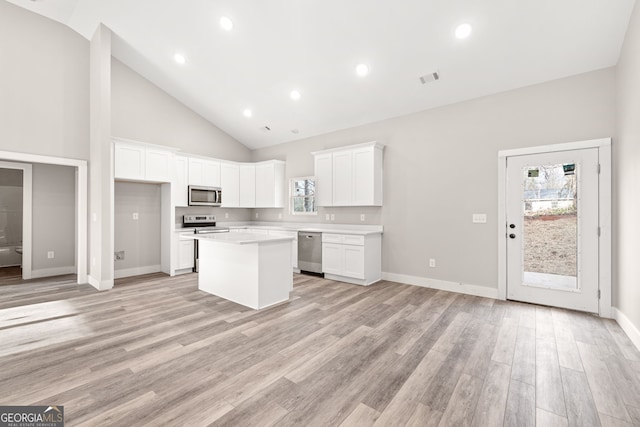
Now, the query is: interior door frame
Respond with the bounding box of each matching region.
[0,161,32,279]
[0,150,88,285]
[497,138,612,317]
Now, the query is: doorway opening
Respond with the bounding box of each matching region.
[0,161,32,281]
[0,151,87,285]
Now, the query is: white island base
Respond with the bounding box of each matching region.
[196,234,293,310]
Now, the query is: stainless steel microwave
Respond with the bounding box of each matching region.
[188,185,222,206]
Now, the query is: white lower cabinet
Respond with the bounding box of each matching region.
[321,243,343,275]
[342,245,365,278]
[322,233,381,285]
[174,232,195,273]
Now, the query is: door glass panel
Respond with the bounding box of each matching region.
[522,163,578,291]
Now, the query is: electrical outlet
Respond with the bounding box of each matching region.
[330,214,335,221]
[472,214,487,223]
[132,212,139,220]
[225,212,229,219]
[278,213,282,219]
[47,251,54,259]
[325,214,330,220]
[360,214,365,221]
[92,257,96,266]
[114,251,125,261]
[255,212,259,219]
[429,258,436,268]
[92,213,97,222]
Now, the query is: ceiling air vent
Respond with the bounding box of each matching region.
[419,72,440,85]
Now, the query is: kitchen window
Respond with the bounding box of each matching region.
[291,176,316,215]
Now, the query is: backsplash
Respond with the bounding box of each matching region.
[251,206,382,225]
[175,206,252,225]
[176,206,381,226]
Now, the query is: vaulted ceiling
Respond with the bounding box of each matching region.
[7,0,636,149]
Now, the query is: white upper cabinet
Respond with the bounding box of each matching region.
[314,153,333,207]
[174,155,189,207]
[312,142,384,206]
[332,150,353,206]
[113,139,285,209]
[220,162,239,207]
[255,160,285,208]
[188,157,221,187]
[114,139,172,183]
[239,163,256,207]
[352,146,383,206]
[145,148,172,182]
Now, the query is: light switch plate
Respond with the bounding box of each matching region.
[360,214,365,221]
[330,214,335,221]
[132,212,139,220]
[472,214,487,223]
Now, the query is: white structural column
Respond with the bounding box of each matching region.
[88,24,114,290]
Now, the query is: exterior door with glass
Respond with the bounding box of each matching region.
[506,148,599,313]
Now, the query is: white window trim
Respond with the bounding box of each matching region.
[290,176,317,216]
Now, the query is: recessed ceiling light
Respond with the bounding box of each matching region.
[220,16,233,31]
[243,109,252,118]
[356,64,369,77]
[174,54,186,65]
[290,90,301,100]
[455,23,472,39]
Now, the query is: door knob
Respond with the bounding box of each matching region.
[509,234,516,239]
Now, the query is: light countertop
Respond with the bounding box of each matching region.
[180,232,294,245]
[175,222,383,235]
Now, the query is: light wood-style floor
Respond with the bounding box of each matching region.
[1,273,639,426]
[0,266,23,285]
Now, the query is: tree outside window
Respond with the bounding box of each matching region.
[291,177,316,215]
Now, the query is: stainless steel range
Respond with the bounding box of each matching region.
[182,214,229,272]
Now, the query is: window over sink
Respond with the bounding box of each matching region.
[291,177,317,215]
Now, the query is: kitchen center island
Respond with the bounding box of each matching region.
[183,233,294,310]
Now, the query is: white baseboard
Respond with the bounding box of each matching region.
[382,272,499,300]
[87,275,114,291]
[31,266,76,279]
[114,265,161,279]
[612,307,640,352]
[324,273,380,286]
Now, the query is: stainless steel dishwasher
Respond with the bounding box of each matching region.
[298,231,323,275]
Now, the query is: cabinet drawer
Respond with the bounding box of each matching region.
[322,233,343,243]
[321,233,364,245]
[342,235,364,246]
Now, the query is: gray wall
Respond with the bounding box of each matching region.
[0,1,89,160]
[252,68,616,289]
[111,58,252,162]
[615,2,640,336]
[114,182,161,274]
[32,164,76,272]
